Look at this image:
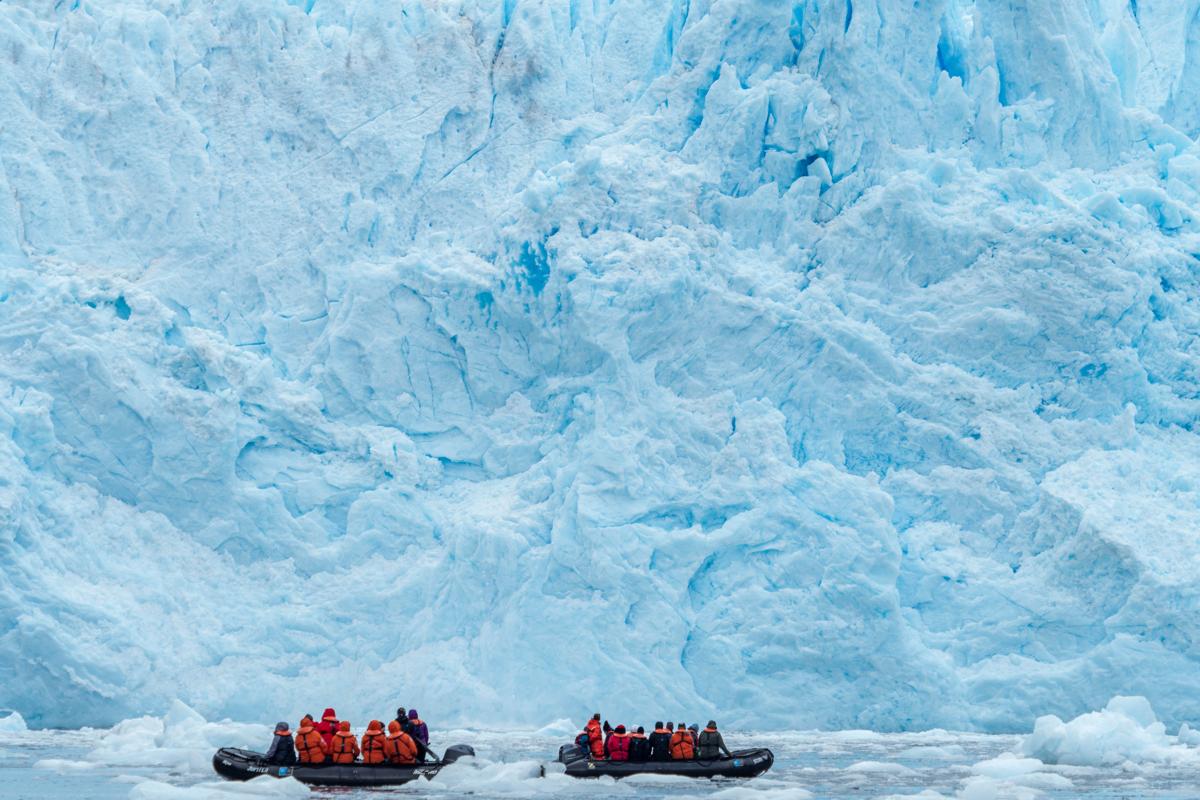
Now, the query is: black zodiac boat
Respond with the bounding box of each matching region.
[557,743,773,779]
[212,745,475,787]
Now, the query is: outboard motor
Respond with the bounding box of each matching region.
[442,744,476,764]
[557,743,587,763]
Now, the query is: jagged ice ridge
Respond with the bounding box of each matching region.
[2,0,1200,732]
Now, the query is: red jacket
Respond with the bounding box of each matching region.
[315,708,339,749]
[607,732,631,761]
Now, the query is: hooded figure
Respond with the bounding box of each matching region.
[330,720,360,764]
[361,720,387,764]
[315,708,339,749]
[295,717,326,764]
[406,709,429,745]
[697,720,732,759]
[606,724,631,761]
[385,719,419,764]
[265,722,296,766]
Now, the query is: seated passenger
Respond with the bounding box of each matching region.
[385,720,419,764]
[669,723,694,759]
[648,722,671,761]
[361,720,387,764]
[605,725,631,761]
[294,717,326,764]
[265,722,296,766]
[315,708,339,750]
[628,726,651,762]
[697,720,732,759]
[330,721,360,764]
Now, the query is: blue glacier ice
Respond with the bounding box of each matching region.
[2,0,1200,733]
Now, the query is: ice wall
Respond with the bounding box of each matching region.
[2,0,1200,731]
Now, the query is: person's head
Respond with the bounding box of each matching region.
[275,721,289,734]
[367,720,382,732]
[678,722,686,730]
[592,713,601,721]
[666,722,674,731]
[689,723,699,732]
[408,708,420,720]
[302,713,313,723]
[388,720,401,735]
[655,721,663,729]
[707,720,717,729]
[323,708,337,722]
[299,717,313,731]
[615,724,626,734]
[637,726,645,734]
[397,707,406,719]
[338,721,351,732]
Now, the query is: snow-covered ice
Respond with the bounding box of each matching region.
[2,0,1200,734]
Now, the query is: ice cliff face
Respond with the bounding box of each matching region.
[3,0,1200,731]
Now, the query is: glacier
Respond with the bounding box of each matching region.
[2,0,1200,733]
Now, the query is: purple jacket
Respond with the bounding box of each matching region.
[408,709,429,744]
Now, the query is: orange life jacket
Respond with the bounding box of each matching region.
[295,724,326,764]
[669,730,695,759]
[385,721,419,765]
[585,719,605,758]
[361,721,387,765]
[331,725,360,764]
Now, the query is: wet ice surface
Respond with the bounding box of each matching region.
[7,727,1200,800]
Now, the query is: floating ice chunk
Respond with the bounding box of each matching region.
[32,758,99,770]
[0,710,27,732]
[897,744,968,760]
[845,759,917,775]
[533,718,576,737]
[969,755,1047,779]
[128,776,309,799]
[711,787,813,800]
[428,757,599,796]
[85,701,270,775]
[1177,722,1200,746]
[1019,696,1172,766]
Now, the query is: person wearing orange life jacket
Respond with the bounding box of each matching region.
[669,722,695,759]
[648,722,671,761]
[384,720,419,764]
[294,717,326,764]
[627,726,651,762]
[584,714,605,759]
[330,721,360,764]
[605,725,632,761]
[360,720,387,765]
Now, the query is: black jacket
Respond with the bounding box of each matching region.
[627,735,651,762]
[697,728,731,759]
[648,730,672,761]
[265,733,297,765]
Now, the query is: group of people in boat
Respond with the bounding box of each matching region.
[574,714,733,761]
[264,706,432,766]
